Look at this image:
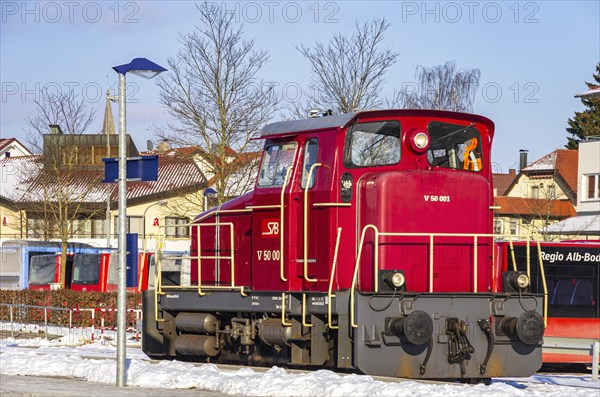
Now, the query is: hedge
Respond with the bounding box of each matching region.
[0,290,142,328]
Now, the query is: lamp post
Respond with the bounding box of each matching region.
[203,187,217,211]
[112,57,166,387]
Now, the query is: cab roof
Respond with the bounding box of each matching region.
[260,109,494,138]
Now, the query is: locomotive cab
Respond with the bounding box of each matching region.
[144,110,545,381]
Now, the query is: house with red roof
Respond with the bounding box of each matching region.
[0,138,32,159]
[493,149,579,239]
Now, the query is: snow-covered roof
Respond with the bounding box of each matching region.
[519,150,579,195]
[0,155,41,200]
[575,86,600,98]
[1,154,206,204]
[546,214,600,235]
[0,138,33,157]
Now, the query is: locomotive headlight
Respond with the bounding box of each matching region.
[503,271,530,292]
[508,272,529,290]
[516,274,530,289]
[390,272,405,288]
[382,270,406,290]
[413,132,429,149]
[409,131,430,153]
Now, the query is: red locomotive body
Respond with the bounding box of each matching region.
[143,110,545,381]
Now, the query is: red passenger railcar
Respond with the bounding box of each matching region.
[495,240,599,365]
[143,110,545,382]
[70,252,118,292]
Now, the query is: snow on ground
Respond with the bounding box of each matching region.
[0,323,598,396]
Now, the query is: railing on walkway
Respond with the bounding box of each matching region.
[0,303,142,342]
[349,227,549,328]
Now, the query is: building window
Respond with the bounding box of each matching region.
[509,220,518,235]
[547,184,556,199]
[165,217,189,238]
[113,216,143,236]
[531,185,539,199]
[493,219,503,235]
[91,218,106,238]
[26,218,45,238]
[586,174,600,200]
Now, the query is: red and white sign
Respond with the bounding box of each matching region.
[261,219,279,238]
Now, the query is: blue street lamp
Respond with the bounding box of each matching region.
[203,187,218,211]
[112,57,166,388]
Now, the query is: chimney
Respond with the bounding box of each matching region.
[49,124,63,134]
[519,149,528,170]
[509,168,516,177]
[156,139,171,153]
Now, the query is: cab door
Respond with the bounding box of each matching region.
[295,132,337,291]
[251,139,300,291]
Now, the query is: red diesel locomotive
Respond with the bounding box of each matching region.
[142,110,545,381]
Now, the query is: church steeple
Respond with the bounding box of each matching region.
[101,89,116,135]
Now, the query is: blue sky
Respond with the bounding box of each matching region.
[1,1,599,171]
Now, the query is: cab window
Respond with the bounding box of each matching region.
[301,139,318,189]
[344,120,401,168]
[427,122,483,171]
[258,142,297,187]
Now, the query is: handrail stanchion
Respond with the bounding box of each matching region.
[473,235,478,293]
[197,223,205,296]
[280,168,292,283]
[526,237,531,279]
[328,227,342,329]
[281,293,291,326]
[428,235,434,292]
[351,225,378,328]
[535,238,548,327]
[509,237,517,272]
[302,294,313,327]
[303,163,321,283]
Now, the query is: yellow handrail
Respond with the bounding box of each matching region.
[535,238,549,327]
[302,293,313,327]
[473,235,478,293]
[350,227,538,328]
[196,223,204,296]
[350,224,379,328]
[192,222,235,296]
[280,168,292,283]
[302,162,321,283]
[428,235,434,292]
[281,292,291,326]
[509,237,517,272]
[327,227,342,329]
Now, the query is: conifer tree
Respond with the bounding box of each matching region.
[566,63,600,149]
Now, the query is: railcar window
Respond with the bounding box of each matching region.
[148,255,156,289]
[107,254,118,285]
[72,254,100,284]
[427,122,483,171]
[301,139,319,189]
[344,120,401,167]
[29,255,56,285]
[258,142,297,187]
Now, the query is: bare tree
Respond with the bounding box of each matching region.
[18,89,103,288]
[155,3,277,204]
[296,18,399,115]
[389,61,480,112]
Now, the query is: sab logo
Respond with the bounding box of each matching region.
[261,219,280,238]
